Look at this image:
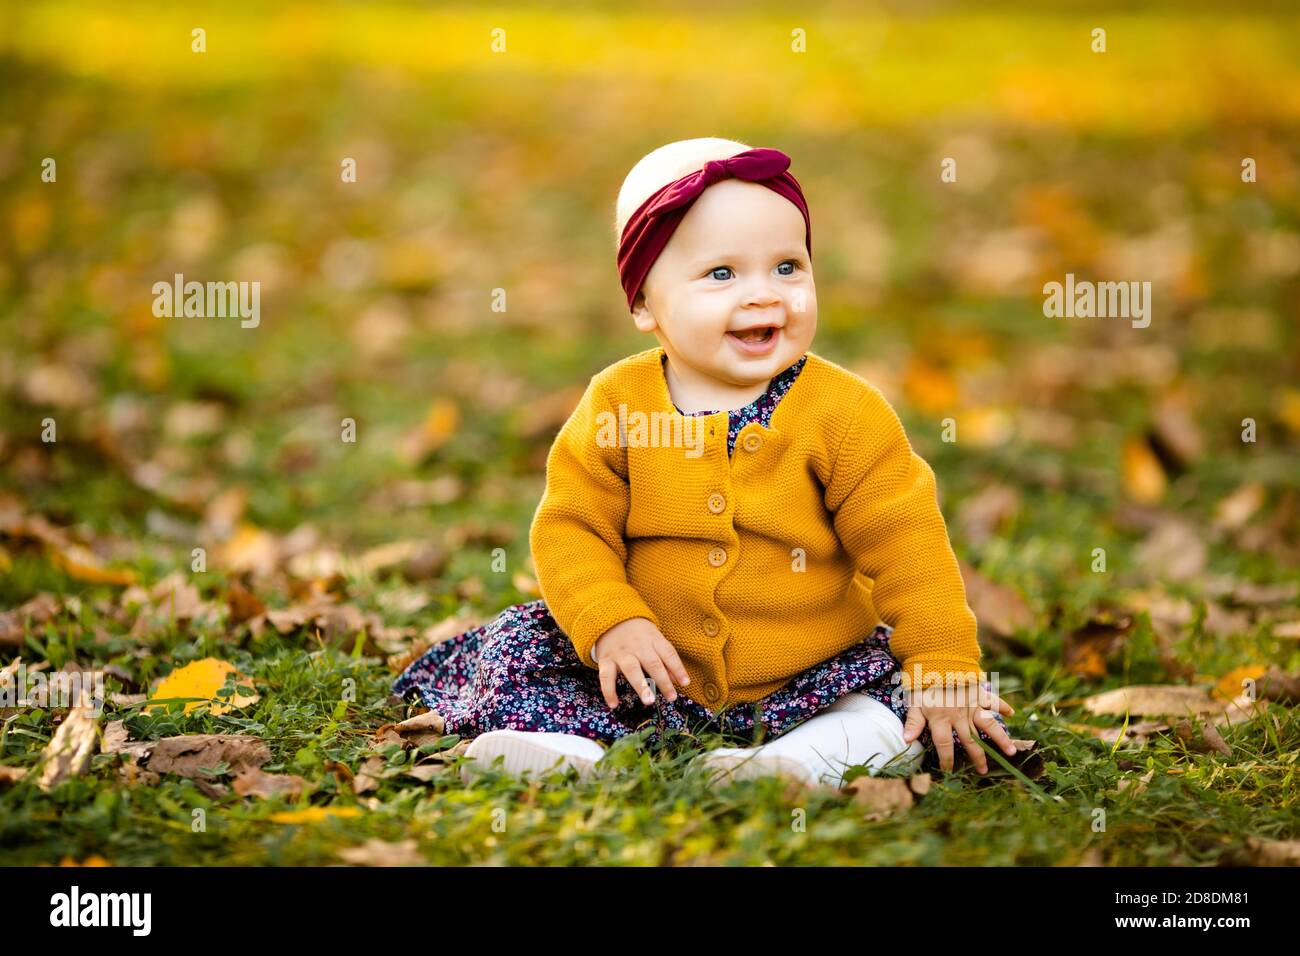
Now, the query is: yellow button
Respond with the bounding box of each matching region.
[703,682,720,702]
[743,433,762,453]
[701,617,719,636]
[707,546,727,567]
[707,493,725,514]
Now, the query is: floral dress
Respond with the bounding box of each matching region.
[394,353,1011,770]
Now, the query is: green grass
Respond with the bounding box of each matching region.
[2,1,1299,865]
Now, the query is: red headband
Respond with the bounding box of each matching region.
[616,147,812,311]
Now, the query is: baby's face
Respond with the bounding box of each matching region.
[632,178,816,388]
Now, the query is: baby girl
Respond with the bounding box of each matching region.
[393,137,1016,788]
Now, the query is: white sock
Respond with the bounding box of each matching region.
[753,692,924,786]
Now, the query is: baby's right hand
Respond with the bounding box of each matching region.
[593,618,690,708]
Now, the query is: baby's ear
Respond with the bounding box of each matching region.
[630,294,656,332]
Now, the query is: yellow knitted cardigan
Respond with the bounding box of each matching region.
[528,345,984,710]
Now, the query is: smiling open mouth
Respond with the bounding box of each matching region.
[728,327,776,344]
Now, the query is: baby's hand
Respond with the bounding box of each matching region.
[593,618,690,708]
[901,683,1016,775]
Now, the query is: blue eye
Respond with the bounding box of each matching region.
[709,266,733,281]
[777,260,797,276]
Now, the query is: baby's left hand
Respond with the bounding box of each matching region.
[901,684,1017,775]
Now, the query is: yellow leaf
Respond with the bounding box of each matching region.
[146,658,260,715]
[268,806,363,824]
[420,399,460,450]
[57,855,112,867]
[49,544,136,586]
[1278,387,1300,435]
[1213,665,1269,702]
[1122,437,1166,504]
[218,523,280,577]
[959,406,1014,448]
[902,359,959,414]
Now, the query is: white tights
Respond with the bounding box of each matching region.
[504,691,923,787]
[699,691,925,786]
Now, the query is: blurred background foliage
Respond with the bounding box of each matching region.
[1,0,1298,607]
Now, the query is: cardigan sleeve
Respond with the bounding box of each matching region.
[824,386,984,696]
[528,374,662,669]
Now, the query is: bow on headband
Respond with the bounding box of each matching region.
[617,147,812,311]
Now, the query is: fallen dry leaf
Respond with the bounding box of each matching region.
[38,707,100,792]
[217,523,280,578]
[958,560,1033,643]
[232,767,308,800]
[1122,437,1166,504]
[1080,684,1230,718]
[1073,719,1171,747]
[146,658,259,716]
[48,543,136,586]
[1115,768,1157,796]
[145,734,271,777]
[842,775,914,820]
[1213,482,1266,532]
[1227,580,1300,607]
[336,838,423,867]
[102,720,154,761]
[396,398,460,466]
[0,592,61,648]
[1063,611,1134,679]
[1134,519,1207,583]
[225,582,266,624]
[1174,717,1232,757]
[1255,667,1300,705]
[1235,836,1300,866]
[267,806,363,824]
[955,484,1020,547]
[353,756,385,794]
[1213,665,1269,702]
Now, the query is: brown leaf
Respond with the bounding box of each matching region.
[955,484,1020,547]
[147,571,204,620]
[226,582,266,624]
[395,399,460,466]
[231,767,307,800]
[1256,667,1300,705]
[37,708,100,792]
[842,775,913,820]
[1115,768,1156,796]
[958,560,1033,643]
[395,710,446,744]
[1150,392,1203,470]
[336,838,424,867]
[1134,519,1207,584]
[102,720,154,761]
[514,386,585,441]
[1080,719,1171,747]
[353,755,385,794]
[145,734,271,777]
[1227,580,1300,607]
[0,766,27,786]
[1080,684,1227,718]
[1063,610,1134,679]
[1235,837,1300,866]
[1174,717,1232,757]
[1213,483,1266,532]
[118,762,162,787]
[0,592,61,648]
